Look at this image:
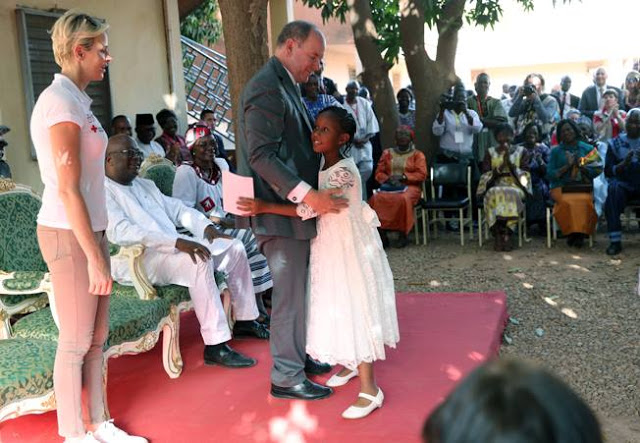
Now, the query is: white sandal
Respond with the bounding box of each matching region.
[341,388,384,419]
[326,369,359,387]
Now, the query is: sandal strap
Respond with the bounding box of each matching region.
[357,391,380,404]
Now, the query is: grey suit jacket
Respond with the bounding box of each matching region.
[579,85,622,119]
[235,56,320,240]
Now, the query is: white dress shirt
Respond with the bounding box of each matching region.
[432,109,483,156]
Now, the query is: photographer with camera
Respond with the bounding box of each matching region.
[432,82,483,165]
[509,73,559,143]
[432,82,483,229]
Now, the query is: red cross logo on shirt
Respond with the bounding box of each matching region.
[90,125,98,133]
[200,197,215,212]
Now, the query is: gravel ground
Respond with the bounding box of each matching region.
[386,229,640,442]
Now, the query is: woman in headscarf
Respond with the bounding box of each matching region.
[397,88,416,131]
[369,126,427,247]
[547,119,603,247]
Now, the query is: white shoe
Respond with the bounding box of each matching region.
[326,369,359,387]
[64,434,101,443]
[341,388,384,419]
[92,420,148,443]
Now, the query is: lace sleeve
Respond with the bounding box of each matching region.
[327,166,356,190]
[296,202,318,220]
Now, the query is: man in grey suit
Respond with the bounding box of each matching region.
[579,67,622,119]
[236,21,347,400]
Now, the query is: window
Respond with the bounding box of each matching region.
[16,7,112,159]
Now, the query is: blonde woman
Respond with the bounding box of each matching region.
[31,11,146,443]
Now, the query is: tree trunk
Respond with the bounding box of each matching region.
[218,0,270,142]
[347,0,398,150]
[399,0,464,162]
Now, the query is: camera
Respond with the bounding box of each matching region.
[523,84,536,96]
[439,93,455,110]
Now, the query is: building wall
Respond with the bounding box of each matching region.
[0,0,186,192]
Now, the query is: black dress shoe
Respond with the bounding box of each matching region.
[304,355,332,375]
[204,344,256,368]
[233,320,270,339]
[379,229,390,248]
[395,233,408,248]
[271,379,333,400]
[257,314,271,328]
[606,242,622,256]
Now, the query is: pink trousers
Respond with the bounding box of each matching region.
[37,226,110,438]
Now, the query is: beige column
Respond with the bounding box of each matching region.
[268,0,294,54]
[162,0,188,133]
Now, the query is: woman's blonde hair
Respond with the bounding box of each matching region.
[50,10,109,67]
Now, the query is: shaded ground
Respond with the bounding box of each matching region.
[386,229,640,442]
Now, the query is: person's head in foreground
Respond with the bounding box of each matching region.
[422,358,602,443]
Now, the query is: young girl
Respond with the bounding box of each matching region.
[239,106,399,419]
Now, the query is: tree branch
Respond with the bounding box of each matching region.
[347,0,398,148]
[435,0,465,75]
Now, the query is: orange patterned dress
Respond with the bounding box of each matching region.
[369,148,427,234]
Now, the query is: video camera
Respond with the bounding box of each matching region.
[439,92,455,110]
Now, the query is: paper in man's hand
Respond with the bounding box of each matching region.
[222,171,254,215]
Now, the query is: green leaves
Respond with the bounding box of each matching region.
[300,0,560,64]
[180,0,223,46]
[304,0,350,23]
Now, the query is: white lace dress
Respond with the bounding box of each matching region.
[305,157,399,370]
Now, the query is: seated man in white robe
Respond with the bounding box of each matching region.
[105,134,268,368]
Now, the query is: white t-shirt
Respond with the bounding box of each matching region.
[136,139,166,159]
[31,74,108,230]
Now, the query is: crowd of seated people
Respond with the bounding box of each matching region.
[106,64,640,266]
[418,67,638,253]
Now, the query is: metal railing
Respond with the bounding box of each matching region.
[181,35,235,144]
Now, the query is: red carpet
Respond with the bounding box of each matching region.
[0,292,507,443]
